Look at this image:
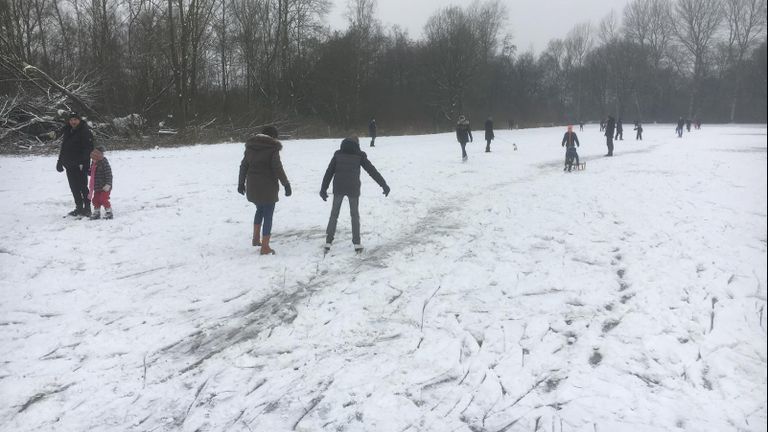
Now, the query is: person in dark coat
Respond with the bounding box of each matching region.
[599,119,605,132]
[604,115,616,156]
[685,119,692,132]
[634,122,643,141]
[320,136,389,253]
[484,117,494,152]
[561,125,580,172]
[615,118,624,140]
[579,121,584,131]
[676,117,685,137]
[368,118,377,147]
[56,111,94,217]
[456,115,473,161]
[238,125,292,255]
[88,145,113,220]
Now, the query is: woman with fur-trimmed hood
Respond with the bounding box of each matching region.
[238,126,292,255]
[456,115,473,161]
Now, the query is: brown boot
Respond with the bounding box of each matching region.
[252,224,261,246]
[260,235,275,255]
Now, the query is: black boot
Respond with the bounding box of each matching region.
[80,199,92,217]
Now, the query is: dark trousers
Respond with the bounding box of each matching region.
[370,137,375,147]
[565,147,579,170]
[254,203,276,236]
[326,194,360,245]
[615,130,623,140]
[459,141,468,158]
[485,139,492,151]
[65,163,89,209]
[606,136,614,155]
[636,131,642,140]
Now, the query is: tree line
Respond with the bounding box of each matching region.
[1,0,766,143]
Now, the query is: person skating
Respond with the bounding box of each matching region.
[88,145,113,220]
[456,115,473,161]
[368,118,377,147]
[484,117,494,152]
[634,122,643,141]
[561,125,580,172]
[604,115,616,156]
[685,119,692,132]
[615,118,624,140]
[55,111,94,217]
[238,125,292,255]
[579,121,584,131]
[676,117,685,138]
[599,118,605,132]
[320,136,390,254]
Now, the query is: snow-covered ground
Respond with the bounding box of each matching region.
[1,124,766,432]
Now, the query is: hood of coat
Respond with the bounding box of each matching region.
[339,137,361,155]
[245,134,282,151]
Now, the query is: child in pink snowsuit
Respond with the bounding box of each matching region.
[88,145,113,219]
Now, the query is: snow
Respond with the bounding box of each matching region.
[0,124,766,432]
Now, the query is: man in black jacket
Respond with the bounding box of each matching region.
[56,111,94,216]
[605,115,615,156]
[615,118,624,140]
[320,136,390,253]
[484,117,494,152]
[562,125,580,172]
[456,115,472,161]
[368,118,377,147]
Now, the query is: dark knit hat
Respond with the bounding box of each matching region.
[94,144,106,153]
[68,111,81,120]
[261,125,278,139]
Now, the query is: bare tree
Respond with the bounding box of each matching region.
[674,0,723,117]
[722,0,767,120]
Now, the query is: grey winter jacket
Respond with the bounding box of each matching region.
[92,158,113,190]
[321,138,387,198]
[238,134,290,204]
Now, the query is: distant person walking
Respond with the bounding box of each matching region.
[484,117,494,153]
[615,118,624,140]
[579,121,584,131]
[368,118,377,147]
[676,117,685,138]
[634,122,643,141]
[605,115,616,156]
[55,111,94,217]
[320,136,390,254]
[685,119,692,132]
[599,118,605,132]
[238,125,292,255]
[562,125,580,172]
[456,115,473,161]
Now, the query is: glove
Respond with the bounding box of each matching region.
[320,190,328,201]
[56,160,64,172]
[103,184,111,192]
[382,185,390,197]
[284,183,292,197]
[237,184,245,195]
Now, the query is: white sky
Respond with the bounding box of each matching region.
[326,0,632,53]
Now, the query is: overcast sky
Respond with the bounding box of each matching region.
[326,0,632,53]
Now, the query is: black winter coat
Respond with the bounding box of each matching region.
[58,122,94,166]
[239,134,290,204]
[484,119,494,141]
[321,139,387,198]
[605,117,616,138]
[368,120,377,138]
[562,132,580,148]
[456,121,472,144]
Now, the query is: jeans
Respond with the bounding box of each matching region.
[254,203,276,236]
[325,194,360,245]
[459,141,468,158]
[65,162,89,208]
